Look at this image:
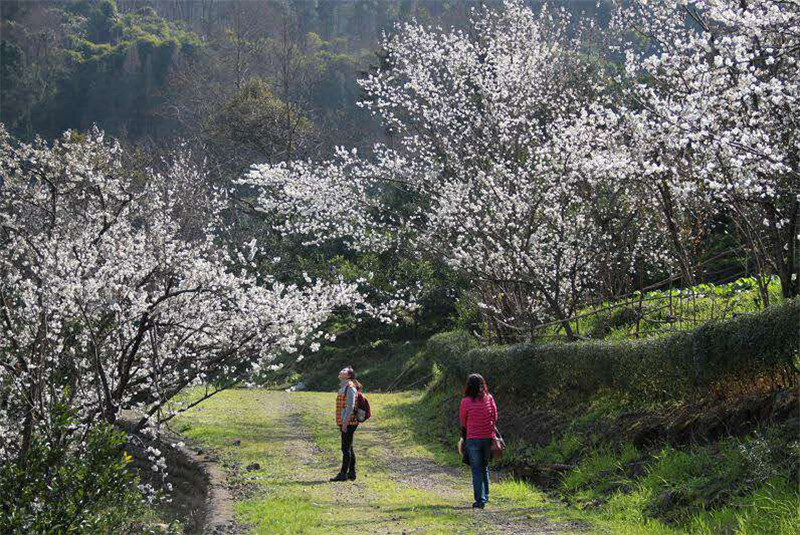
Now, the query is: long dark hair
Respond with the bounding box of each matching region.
[343,366,362,391]
[464,373,488,399]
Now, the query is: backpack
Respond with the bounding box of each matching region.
[355,390,371,422]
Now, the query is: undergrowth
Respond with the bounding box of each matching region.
[260,336,434,392]
[448,388,798,533]
[560,276,785,340]
[572,431,800,535]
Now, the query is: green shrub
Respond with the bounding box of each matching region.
[263,336,436,391]
[0,406,143,533]
[435,299,799,404]
[691,299,799,385]
[590,307,640,338]
[427,330,480,369]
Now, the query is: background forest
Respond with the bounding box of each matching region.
[2,0,607,149]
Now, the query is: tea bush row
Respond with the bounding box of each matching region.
[431,298,798,404]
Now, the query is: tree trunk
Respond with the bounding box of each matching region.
[657,182,696,288]
[780,198,799,298]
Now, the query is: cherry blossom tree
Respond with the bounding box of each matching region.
[0,125,367,466]
[242,0,665,339]
[615,0,800,300]
[242,0,798,340]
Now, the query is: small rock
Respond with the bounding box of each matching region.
[246,462,260,471]
[232,439,241,446]
[286,382,307,392]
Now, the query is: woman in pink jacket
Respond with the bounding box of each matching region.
[459,373,498,508]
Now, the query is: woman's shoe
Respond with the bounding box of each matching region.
[347,471,357,481]
[472,502,485,509]
[330,472,348,482]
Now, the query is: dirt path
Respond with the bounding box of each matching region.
[174,390,590,534]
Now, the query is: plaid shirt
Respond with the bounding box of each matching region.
[336,381,358,426]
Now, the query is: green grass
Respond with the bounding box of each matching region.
[561,443,641,500]
[535,428,800,535]
[687,477,800,535]
[168,384,800,534]
[504,433,586,469]
[560,276,785,340]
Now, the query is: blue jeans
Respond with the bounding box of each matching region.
[465,438,491,505]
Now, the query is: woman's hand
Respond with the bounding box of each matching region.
[457,437,464,457]
[341,423,348,433]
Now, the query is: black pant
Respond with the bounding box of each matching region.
[340,425,357,474]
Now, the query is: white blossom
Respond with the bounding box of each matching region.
[0,126,369,478]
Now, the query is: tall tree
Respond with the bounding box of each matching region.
[241,0,664,339]
[615,0,800,299]
[0,125,367,468]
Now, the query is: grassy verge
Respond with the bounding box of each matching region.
[399,381,800,534]
[560,395,800,535]
[552,431,799,534]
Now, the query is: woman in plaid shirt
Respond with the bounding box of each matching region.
[330,366,361,481]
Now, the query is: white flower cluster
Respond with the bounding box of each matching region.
[241,0,799,334]
[0,126,367,466]
[613,0,799,294]
[241,1,665,333]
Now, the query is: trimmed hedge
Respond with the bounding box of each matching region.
[431,299,799,404]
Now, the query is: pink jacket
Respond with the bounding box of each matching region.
[460,393,497,439]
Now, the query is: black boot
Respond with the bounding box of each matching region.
[347,470,356,481]
[330,472,348,482]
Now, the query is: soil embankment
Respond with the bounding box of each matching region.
[119,418,239,533]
